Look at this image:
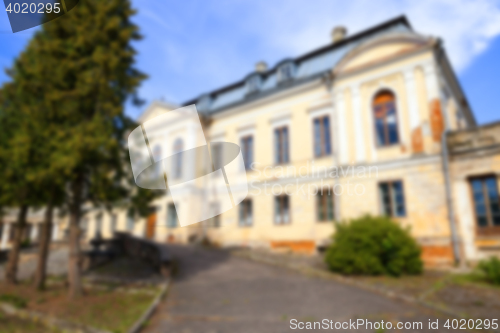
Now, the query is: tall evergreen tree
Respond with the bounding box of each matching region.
[33,0,146,298]
[1,0,146,296]
[0,78,59,285]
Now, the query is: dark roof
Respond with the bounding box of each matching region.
[184,16,413,114]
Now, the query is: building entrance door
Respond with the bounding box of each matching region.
[146,212,156,240]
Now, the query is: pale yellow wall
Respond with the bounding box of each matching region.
[202,38,456,251]
[72,34,473,258]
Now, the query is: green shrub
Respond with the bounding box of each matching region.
[20,239,31,249]
[0,293,27,308]
[477,257,500,285]
[325,215,423,276]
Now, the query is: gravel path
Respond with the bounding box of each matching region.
[145,245,463,333]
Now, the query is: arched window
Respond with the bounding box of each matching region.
[172,138,183,179]
[373,90,399,146]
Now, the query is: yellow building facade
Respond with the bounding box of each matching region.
[3,16,499,267]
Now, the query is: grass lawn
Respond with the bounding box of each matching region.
[0,257,163,333]
[0,281,156,333]
[0,311,60,333]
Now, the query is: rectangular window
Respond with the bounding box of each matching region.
[379,180,406,217]
[211,142,223,170]
[94,214,102,238]
[207,203,221,228]
[317,190,334,222]
[126,209,135,232]
[167,203,178,228]
[274,195,291,225]
[211,214,221,228]
[278,63,294,82]
[80,218,88,239]
[241,135,253,170]
[274,127,289,164]
[110,214,117,235]
[239,199,253,227]
[313,116,331,157]
[8,223,15,242]
[470,176,500,230]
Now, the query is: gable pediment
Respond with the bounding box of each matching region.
[334,33,434,75]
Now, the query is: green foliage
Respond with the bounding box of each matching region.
[1,0,148,210]
[0,0,155,291]
[20,239,31,249]
[325,215,423,276]
[477,257,500,285]
[0,294,28,309]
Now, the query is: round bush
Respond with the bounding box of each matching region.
[325,215,423,276]
[478,257,500,285]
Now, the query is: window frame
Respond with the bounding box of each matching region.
[274,195,291,225]
[208,203,221,228]
[172,138,183,179]
[313,115,332,158]
[239,199,253,227]
[94,214,103,238]
[372,90,400,148]
[166,203,178,229]
[378,180,407,218]
[468,175,500,236]
[246,75,261,95]
[211,142,223,171]
[110,213,117,235]
[316,188,335,222]
[126,209,135,232]
[274,126,289,165]
[241,135,254,170]
[80,218,89,239]
[277,62,295,83]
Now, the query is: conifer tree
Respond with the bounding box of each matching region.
[35,0,146,298]
[1,0,147,296]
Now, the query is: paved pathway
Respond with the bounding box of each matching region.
[146,245,460,333]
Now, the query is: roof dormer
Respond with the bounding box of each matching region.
[276,59,296,84]
[246,73,262,95]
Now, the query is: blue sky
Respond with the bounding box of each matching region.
[1,0,499,124]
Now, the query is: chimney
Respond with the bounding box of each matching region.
[331,26,347,43]
[255,61,268,73]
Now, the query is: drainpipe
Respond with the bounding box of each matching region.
[441,130,461,265]
[322,73,341,221]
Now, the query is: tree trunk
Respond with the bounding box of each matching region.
[5,205,29,284]
[33,204,53,290]
[68,175,83,298]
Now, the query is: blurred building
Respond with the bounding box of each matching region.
[2,16,499,267]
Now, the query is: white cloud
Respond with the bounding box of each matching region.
[238,0,500,71]
[129,0,500,115]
